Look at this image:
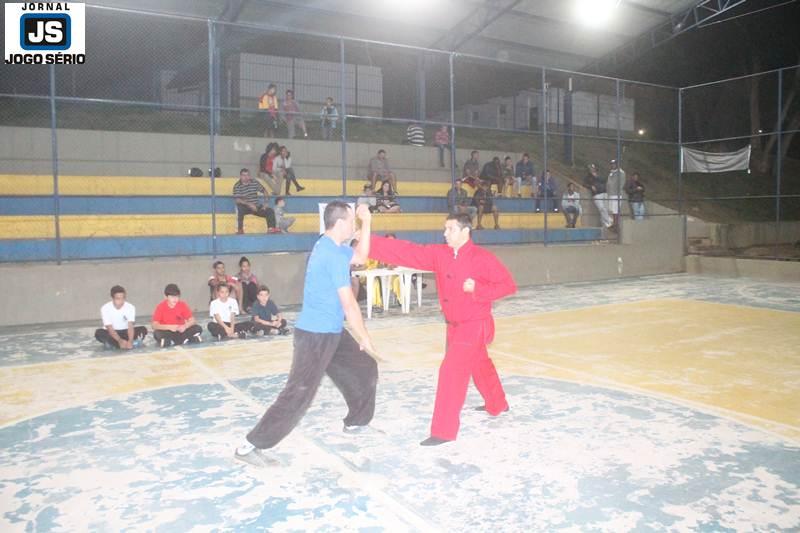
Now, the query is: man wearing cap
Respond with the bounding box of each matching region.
[607,159,626,231]
[368,213,516,446]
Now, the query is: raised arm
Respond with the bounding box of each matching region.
[369,235,436,272]
[350,205,372,265]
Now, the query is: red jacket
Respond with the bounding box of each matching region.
[369,236,516,326]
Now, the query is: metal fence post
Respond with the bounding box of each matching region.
[542,69,548,245]
[208,19,217,257]
[615,78,622,245]
[449,53,456,186]
[340,38,347,197]
[677,88,686,255]
[775,68,783,258]
[49,65,62,264]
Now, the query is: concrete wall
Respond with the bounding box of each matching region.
[686,219,800,248]
[0,216,685,327]
[686,254,800,283]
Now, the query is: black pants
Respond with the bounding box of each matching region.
[284,168,303,194]
[563,206,579,228]
[247,328,378,449]
[241,281,259,311]
[237,204,276,231]
[153,325,203,346]
[208,320,253,338]
[251,318,288,335]
[95,327,148,348]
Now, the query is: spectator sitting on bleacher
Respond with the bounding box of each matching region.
[258,143,283,195]
[406,123,425,146]
[152,283,203,347]
[434,125,452,168]
[275,196,295,233]
[462,150,480,188]
[376,180,401,213]
[502,156,515,198]
[250,285,289,336]
[282,89,308,139]
[234,168,277,234]
[368,149,398,193]
[480,156,504,196]
[514,153,535,198]
[584,163,611,229]
[561,182,582,228]
[275,145,305,195]
[535,170,559,213]
[357,184,378,213]
[94,285,148,350]
[447,178,478,221]
[208,283,253,341]
[472,180,500,230]
[208,260,241,303]
[320,96,339,140]
[236,256,259,313]
[625,171,646,220]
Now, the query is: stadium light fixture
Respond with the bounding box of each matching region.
[637,128,646,136]
[574,0,620,27]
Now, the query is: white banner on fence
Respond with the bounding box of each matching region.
[681,145,751,173]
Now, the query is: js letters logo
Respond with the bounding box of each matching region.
[5,3,86,64]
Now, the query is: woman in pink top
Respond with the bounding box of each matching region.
[282,89,308,139]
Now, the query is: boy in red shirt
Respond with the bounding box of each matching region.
[152,284,203,347]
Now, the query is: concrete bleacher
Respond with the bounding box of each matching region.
[0,126,604,261]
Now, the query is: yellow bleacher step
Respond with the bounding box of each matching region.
[0,174,534,197]
[0,212,567,239]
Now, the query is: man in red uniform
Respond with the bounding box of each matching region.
[369,213,516,445]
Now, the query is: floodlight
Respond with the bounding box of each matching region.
[574,0,620,27]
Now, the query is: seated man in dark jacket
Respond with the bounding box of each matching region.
[472,180,500,230]
[480,157,504,196]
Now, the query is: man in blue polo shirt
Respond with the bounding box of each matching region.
[235,202,377,467]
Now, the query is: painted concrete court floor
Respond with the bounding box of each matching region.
[1,274,799,531]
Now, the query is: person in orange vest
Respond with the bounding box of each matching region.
[368,213,516,445]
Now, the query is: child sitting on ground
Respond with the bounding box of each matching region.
[208,283,253,340]
[250,285,289,335]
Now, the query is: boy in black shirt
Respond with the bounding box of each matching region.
[250,285,289,335]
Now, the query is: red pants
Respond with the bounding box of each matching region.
[430,319,508,440]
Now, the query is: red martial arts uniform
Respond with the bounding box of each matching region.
[369,235,517,440]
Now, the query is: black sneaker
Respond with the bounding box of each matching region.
[474,405,510,413]
[237,330,247,339]
[420,436,453,446]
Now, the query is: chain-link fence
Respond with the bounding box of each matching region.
[1,5,797,262]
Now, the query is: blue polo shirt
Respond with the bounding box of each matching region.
[296,235,354,333]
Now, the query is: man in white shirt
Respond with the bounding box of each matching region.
[94,285,148,349]
[207,283,253,340]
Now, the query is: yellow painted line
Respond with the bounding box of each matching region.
[0,212,555,239]
[0,174,535,197]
